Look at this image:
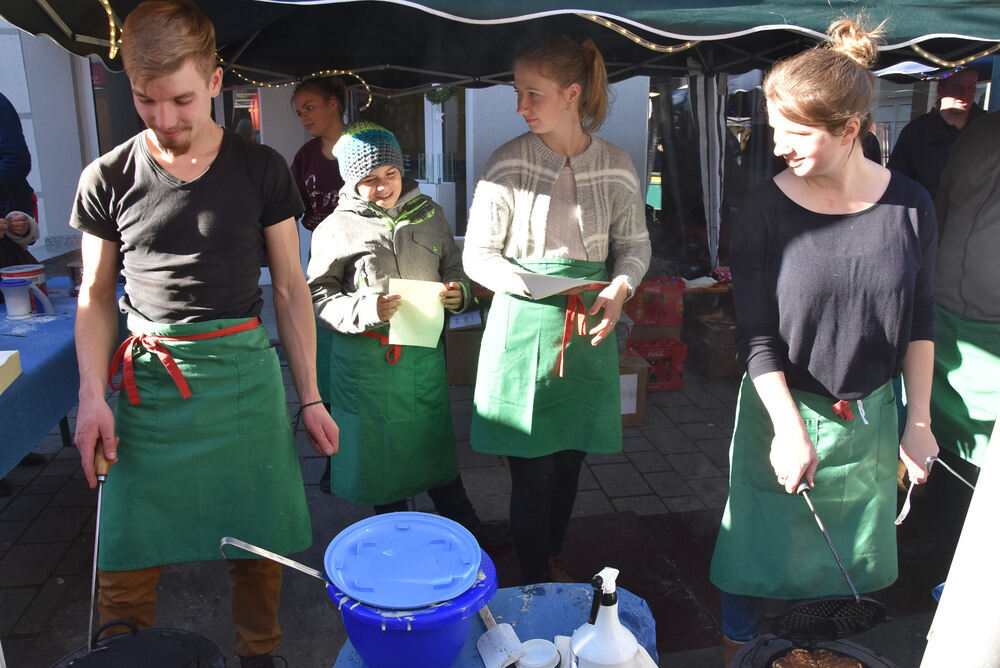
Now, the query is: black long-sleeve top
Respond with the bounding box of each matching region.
[732,173,937,400]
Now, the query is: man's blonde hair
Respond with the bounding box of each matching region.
[121,0,217,85]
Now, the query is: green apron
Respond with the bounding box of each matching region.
[710,375,898,599]
[471,259,621,458]
[100,316,311,570]
[324,328,457,505]
[930,305,1000,467]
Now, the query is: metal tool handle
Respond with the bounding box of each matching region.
[219,536,329,583]
[797,482,861,602]
[88,439,108,653]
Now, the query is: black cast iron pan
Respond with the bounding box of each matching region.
[766,483,889,644]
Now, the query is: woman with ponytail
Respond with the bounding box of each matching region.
[463,36,650,584]
[709,19,939,660]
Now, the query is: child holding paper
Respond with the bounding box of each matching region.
[307,122,506,544]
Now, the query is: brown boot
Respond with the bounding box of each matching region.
[722,634,744,667]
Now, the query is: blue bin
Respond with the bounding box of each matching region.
[327,550,497,668]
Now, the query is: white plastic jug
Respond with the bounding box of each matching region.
[1,278,54,320]
[570,567,656,668]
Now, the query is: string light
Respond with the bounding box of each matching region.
[97,0,119,59]
[910,42,1000,69]
[582,14,699,54]
[219,62,374,111]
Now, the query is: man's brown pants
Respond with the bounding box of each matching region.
[97,558,282,657]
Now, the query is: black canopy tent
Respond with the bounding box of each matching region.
[3,0,1000,93]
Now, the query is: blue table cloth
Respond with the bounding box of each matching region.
[333,582,658,667]
[0,292,80,477]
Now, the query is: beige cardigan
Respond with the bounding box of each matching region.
[463,132,650,295]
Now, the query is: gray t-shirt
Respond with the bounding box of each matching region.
[71,129,303,323]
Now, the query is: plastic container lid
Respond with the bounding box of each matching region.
[324,511,482,610]
[517,639,561,668]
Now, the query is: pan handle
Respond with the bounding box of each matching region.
[796,483,861,602]
[220,536,329,584]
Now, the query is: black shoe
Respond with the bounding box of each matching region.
[319,457,331,494]
[471,520,512,547]
[239,654,287,668]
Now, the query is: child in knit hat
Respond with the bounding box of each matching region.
[306,122,507,544]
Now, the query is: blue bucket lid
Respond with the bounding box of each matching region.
[324,512,482,609]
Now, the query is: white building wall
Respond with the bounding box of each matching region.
[465,75,650,228]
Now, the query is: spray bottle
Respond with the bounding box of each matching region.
[570,567,656,668]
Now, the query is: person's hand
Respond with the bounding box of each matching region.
[377,294,402,321]
[5,212,30,236]
[301,402,339,455]
[440,282,464,310]
[586,279,629,345]
[74,398,119,489]
[769,427,819,494]
[899,421,938,485]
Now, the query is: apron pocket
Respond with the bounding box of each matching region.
[236,347,287,434]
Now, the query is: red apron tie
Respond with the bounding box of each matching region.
[833,399,855,421]
[557,283,608,378]
[362,330,402,364]
[109,317,261,405]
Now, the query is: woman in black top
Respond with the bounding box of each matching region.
[709,18,940,661]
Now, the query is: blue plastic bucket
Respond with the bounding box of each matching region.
[328,549,496,668]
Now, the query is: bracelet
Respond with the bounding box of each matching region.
[300,400,325,410]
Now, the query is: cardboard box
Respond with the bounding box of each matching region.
[445,310,485,386]
[0,350,21,396]
[619,350,649,427]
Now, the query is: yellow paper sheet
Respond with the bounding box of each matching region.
[388,278,445,348]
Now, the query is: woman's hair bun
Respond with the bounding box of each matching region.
[827,17,883,69]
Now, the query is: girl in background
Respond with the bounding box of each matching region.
[463,37,650,584]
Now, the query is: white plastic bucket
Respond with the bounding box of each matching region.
[1,263,47,310]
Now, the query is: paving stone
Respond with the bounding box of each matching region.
[703,407,736,431]
[452,411,472,440]
[456,442,502,468]
[50,479,95,507]
[12,574,84,637]
[55,446,82,460]
[648,390,692,408]
[697,438,732,468]
[645,471,694,498]
[20,506,93,544]
[570,489,614,517]
[590,463,652,497]
[54,535,93,577]
[684,390,724,410]
[577,465,599,491]
[0,543,67,587]
[0,520,29,552]
[627,450,671,473]
[469,494,509,522]
[460,465,511,497]
[666,452,723,480]
[586,451,629,464]
[661,404,707,424]
[19,474,65,495]
[0,493,50,522]
[678,422,727,441]
[298,455,327,484]
[612,495,668,516]
[2,465,41,486]
[687,477,731,508]
[0,587,36,636]
[643,427,699,454]
[33,435,65,456]
[640,404,675,428]
[38,458,80,478]
[663,495,709,512]
[622,435,655,453]
[622,427,645,439]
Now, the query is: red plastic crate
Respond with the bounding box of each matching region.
[630,338,687,391]
[623,276,685,326]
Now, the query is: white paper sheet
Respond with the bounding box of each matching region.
[513,271,609,300]
[387,278,445,348]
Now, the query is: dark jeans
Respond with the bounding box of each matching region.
[373,475,481,531]
[508,450,587,584]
